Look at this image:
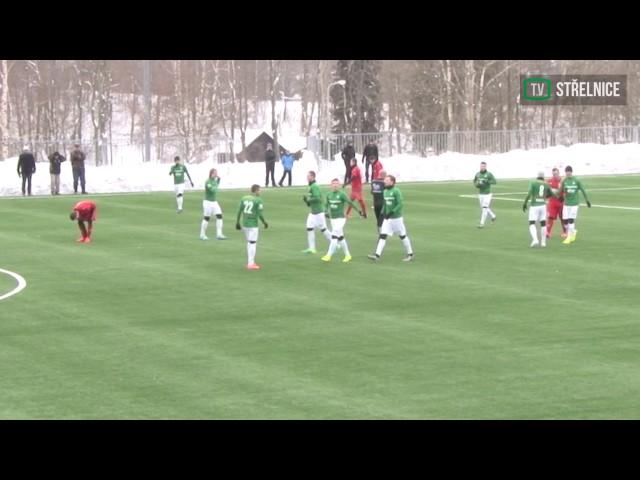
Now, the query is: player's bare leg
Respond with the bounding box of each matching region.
[560,210,567,238]
[77,220,88,243]
[358,199,367,219]
[546,216,554,238]
[84,220,93,243]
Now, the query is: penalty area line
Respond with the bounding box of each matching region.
[0,268,27,301]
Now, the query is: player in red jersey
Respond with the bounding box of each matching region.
[546,167,567,238]
[371,156,384,183]
[70,200,97,243]
[345,158,368,219]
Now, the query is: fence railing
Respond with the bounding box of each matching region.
[309,126,640,160]
[4,125,640,165]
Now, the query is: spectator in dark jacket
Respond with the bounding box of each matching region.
[70,144,87,194]
[278,151,295,187]
[264,142,277,187]
[17,146,36,196]
[362,140,379,183]
[341,142,356,185]
[48,151,66,195]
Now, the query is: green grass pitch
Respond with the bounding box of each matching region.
[1,174,640,419]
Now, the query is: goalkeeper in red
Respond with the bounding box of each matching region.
[70,200,97,243]
[367,175,414,262]
[321,178,364,263]
[236,184,268,270]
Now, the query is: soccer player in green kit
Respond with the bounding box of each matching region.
[321,178,364,263]
[561,165,591,245]
[522,172,557,248]
[302,171,332,254]
[200,168,226,240]
[169,156,194,213]
[473,161,497,227]
[367,175,414,262]
[236,184,268,270]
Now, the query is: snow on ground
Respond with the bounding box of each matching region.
[1,143,640,197]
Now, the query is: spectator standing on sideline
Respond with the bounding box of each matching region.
[278,150,295,187]
[17,146,36,196]
[362,140,379,183]
[341,141,356,185]
[48,151,66,195]
[70,144,87,194]
[265,142,277,187]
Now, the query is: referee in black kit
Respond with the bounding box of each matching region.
[370,169,386,233]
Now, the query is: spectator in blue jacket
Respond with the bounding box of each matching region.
[278,150,295,187]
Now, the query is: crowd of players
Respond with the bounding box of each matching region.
[66,148,592,268]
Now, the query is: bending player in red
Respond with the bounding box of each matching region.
[345,157,367,219]
[546,167,567,239]
[70,200,97,243]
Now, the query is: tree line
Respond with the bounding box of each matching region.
[1,60,638,161]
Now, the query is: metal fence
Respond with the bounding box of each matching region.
[310,125,640,160]
[4,125,640,165]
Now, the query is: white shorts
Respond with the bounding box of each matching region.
[562,205,579,220]
[528,205,546,223]
[174,183,185,195]
[478,194,492,208]
[306,212,327,230]
[330,218,346,237]
[243,227,259,242]
[202,200,222,217]
[380,217,407,237]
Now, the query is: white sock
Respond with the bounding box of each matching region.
[322,228,332,241]
[307,230,315,250]
[401,236,413,255]
[247,242,256,265]
[480,208,488,225]
[341,239,351,257]
[375,238,386,256]
[488,208,496,219]
[216,219,223,237]
[529,224,538,242]
[328,239,338,256]
[540,226,546,246]
[177,196,183,210]
[200,220,208,237]
[570,223,576,235]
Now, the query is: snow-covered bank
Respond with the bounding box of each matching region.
[2,143,640,196]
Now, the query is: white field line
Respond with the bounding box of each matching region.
[459,195,640,211]
[0,268,27,301]
[490,186,640,196]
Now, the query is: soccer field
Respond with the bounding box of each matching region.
[1,174,640,419]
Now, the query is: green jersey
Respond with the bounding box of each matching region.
[170,164,190,185]
[237,195,265,228]
[561,177,588,206]
[307,182,324,214]
[474,171,496,194]
[525,179,554,207]
[382,186,404,219]
[325,190,358,219]
[204,177,220,201]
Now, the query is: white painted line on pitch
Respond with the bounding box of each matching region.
[491,186,640,196]
[459,195,640,210]
[0,268,27,301]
